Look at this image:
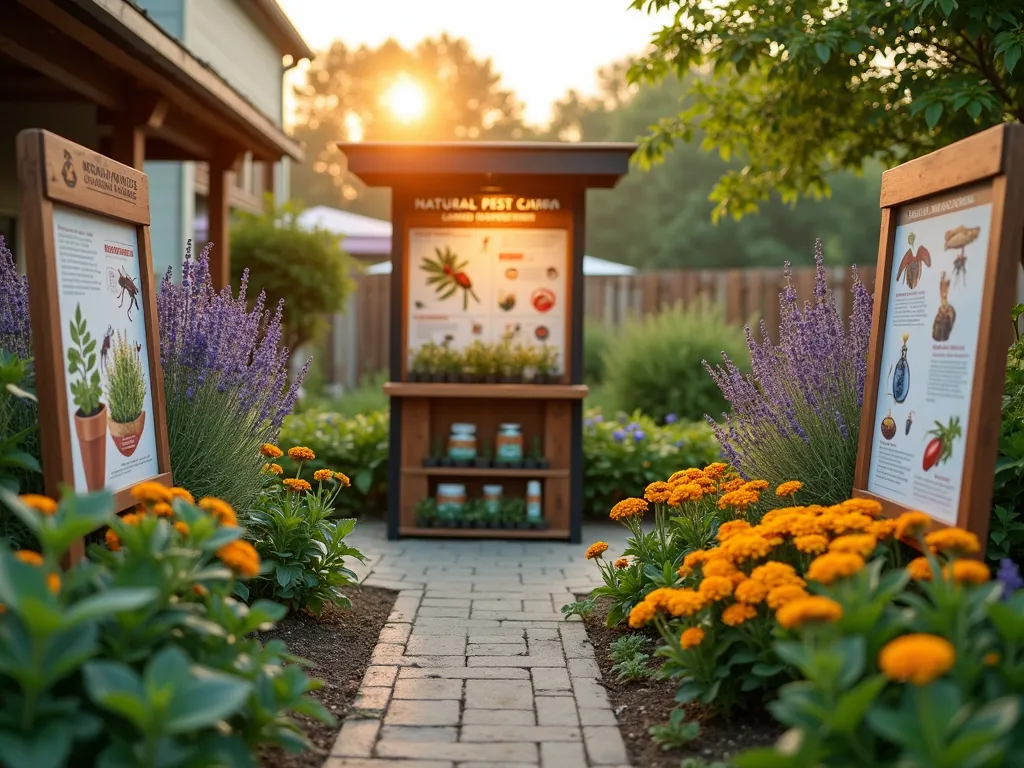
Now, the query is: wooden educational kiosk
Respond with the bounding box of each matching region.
[340,142,634,542]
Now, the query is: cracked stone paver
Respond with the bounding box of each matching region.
[323,521,632,768]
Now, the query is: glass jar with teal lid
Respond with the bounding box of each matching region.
[448,423,477,461]
[436,483,466,521]
[496,423,523,462]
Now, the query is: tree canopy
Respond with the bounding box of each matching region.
[290,35,531,218]
[627,0,1024,219]
[548,62,882,269]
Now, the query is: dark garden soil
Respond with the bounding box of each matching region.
[581,596,782,768]
[258,586,397,768]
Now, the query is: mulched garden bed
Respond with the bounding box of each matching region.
[258,585,397,768]
[581,596,782,767]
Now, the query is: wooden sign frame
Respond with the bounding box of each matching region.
[853,124,1024,546]
[17,130,172,557]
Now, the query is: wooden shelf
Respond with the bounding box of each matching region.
[399,526,571,540]
[404,466,569,478]
[384,382,589,400]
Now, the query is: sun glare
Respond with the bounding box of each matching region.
[383,78,428,123]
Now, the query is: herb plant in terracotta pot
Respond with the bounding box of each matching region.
[67,304,106,490]
[106,330,147,457]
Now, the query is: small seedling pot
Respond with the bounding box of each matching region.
[484,374,498,384]
[453,459,472,468]
[530,520,549,531]
[533,372,549,385]
[423,456,439,467]
[536,458,550,470]
[430,373,445,383]
[515,521,531,530]
[474,457,491,469]
[445,373,460,383]
[440,457,455,468]
[461,372,479,383]
[523,458,538,470]
[417,516,434,528]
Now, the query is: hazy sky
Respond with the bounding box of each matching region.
[277,0,672,126]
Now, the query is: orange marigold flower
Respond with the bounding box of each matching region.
[907,557,934,581]
[698,575,734,602]
[683,468,708,481]
[750,562,805,589]
[722,603,758,627]
[717,520,752,542]
[878,634,955,685]
[199,497,237,526]
[868,519,896,540]
[0,604,6,614]
[718,489,759,512]
[720,533,773,564]
[130,481,172,505]
[667,470,688,484]
[744,480,770,491]
[644,588,676,611]
[944,559,990,585]
[677,564,692,578]
[766,584,809,610]
[261,463,284,475]
[47,573,60,593]
[665,589,708,617]
[174,521,190,536]
[794,534,829,554]
[702,557,739,578]
[168,487,195,504]
[683,550,711,570]
[260,443,284,459]
[787,516,826,537]
[585,541,609,560]
[668,483,704,506]
[895,511,932,540]
[806,552,865,585]
[734,579,768,605]
[828,534,878,557]
[18,494,57,516]
[151,502,174,518]
[628,600,656,628]
[645,481,672,504]
[15,550,43,566]
[614,557,629,570]
[839,498,883,517]
[776,596,843,629]
[681,627,705,649]
[831,512,873,534]
[216,540,261,577]
[720,478,746,493]
[283,478,312,493]
[610,497,648,521]
[775,481,803,498]
[335,472,351,486]
[287,446,316,462]
[313,469,334,482]
[925,528,981,556]
[105,529,121,551]
[984,652,1000,666]
[703,462,728,479]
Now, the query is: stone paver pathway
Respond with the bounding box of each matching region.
[325,522,631,768]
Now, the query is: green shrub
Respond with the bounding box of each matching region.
[583,321,615,384]
[0,486,332,768]
[603,301,748,423]
[104,330,145,424]
[582,409,719,517]
[279,410,390,516]
[991,305,1024,565]
[231,199,354,351]
[246,467,365,616]
[299,370,390,417]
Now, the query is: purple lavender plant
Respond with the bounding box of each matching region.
[704,239,873,505]
[158,242,309,509]
[0,237,31,359]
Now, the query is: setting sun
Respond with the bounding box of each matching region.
[383,78,428,123]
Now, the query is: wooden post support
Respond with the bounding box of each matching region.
[207,156,231,290]
[109,114,145,170]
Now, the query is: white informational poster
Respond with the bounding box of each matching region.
[52,205,159,494]
[406,226,567,364]
[866,185,992,524]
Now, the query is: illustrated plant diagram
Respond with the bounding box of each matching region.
[923,416,962,471]
[116,266,140,321]
[420,246,479,310]
[106,329,146,424]
[897,232,930,289]
[67,304,102,417]
[945,225,980,287]
[932,270,956,342]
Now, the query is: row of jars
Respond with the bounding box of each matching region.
[449,422,523,462]
[437,481,543,519]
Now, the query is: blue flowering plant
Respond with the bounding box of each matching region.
[157,242,309,511]
[705,239,873,507]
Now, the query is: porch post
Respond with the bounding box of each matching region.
[208,157,231,290]
[109,114,145,170]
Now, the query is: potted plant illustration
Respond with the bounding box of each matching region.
[106,330,147,457]
[67,305,106,490]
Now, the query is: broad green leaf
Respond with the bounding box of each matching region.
[814,43,831,63]
[829,674,887,733]
[164,674,251,733]
[65,588,157,625]
[925,102,944,129]
[0,724,72,768]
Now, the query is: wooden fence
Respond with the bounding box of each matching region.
[323,265,878,388]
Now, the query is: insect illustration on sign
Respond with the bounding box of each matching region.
[482,237,490,252]
[880,410,897,440]
[945,225,980,287]
[116,267,140,321]
[420,247,479,310]
[885,332,911,404]
[905,411,915,436]
[100,326,114,369]
[135,342,142,354]
[896,233,931,289]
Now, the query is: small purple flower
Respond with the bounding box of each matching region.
[997,559,1023,600]
[633,430,646,441]
[665,413,679,425]
[593,414,604,423]
[674,439,684,447]
[612,429,626,442]
[584,418,593,428]
[627,421,641,432]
